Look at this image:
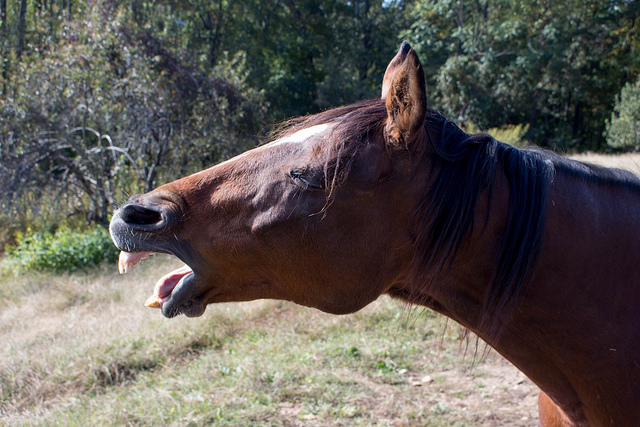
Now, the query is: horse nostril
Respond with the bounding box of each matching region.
[120,204,163,226]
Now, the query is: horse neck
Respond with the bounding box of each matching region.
[407,166,640,424]
[392,167,579,416]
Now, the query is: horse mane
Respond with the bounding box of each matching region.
[547,153,640,192]
[273,98,640,333]
[414,111,555,333]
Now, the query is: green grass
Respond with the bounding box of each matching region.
[0,255,538,426]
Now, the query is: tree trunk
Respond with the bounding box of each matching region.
[0,0,7,94]
[0,0,6,35]
[17,0,27,58]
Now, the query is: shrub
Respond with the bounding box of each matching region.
[606,79,640,150]
[6,227,118,273]
[462,122,530,147]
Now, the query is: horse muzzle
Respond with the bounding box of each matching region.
[109,192,183,253]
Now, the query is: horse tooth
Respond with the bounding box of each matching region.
[118,251,136,274]
[119,262,127,274]
[119,260,134,274]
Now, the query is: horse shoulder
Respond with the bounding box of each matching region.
[538,391,580,427]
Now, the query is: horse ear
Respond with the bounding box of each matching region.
[382,42,427,148]
[381,41,412,98]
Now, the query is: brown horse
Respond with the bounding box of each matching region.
[109,43,640,426]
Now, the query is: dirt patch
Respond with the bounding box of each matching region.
[271,348,539,426]
[424,354,538,426]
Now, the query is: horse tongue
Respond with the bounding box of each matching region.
[154,265,193,299]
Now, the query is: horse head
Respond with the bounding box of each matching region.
[110,43,431,318]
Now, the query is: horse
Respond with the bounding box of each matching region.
[109,42,640,426]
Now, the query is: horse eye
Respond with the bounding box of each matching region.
[289,168,325,191]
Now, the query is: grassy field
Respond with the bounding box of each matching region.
[1,257,538,426]
[2,153,639,426]
[571,152,640,174]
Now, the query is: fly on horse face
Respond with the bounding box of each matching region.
[110,42,640,426]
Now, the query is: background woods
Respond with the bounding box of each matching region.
[0,0,639,245]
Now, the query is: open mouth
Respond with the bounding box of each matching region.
[110,197,207,318]
[118,251,193,310]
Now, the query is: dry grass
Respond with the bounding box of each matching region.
[570,152,640,174]
[2,152,638,426]
[0,255,538,426]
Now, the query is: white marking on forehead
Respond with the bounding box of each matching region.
[211,123,334,170]
[270,123,333,147]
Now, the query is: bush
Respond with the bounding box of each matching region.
[6,227,118,273]
[462,122,530,147]
[606,79,640,150]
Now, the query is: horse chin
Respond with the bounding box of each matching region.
[160,272,207,318]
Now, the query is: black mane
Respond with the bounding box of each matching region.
[414,111,554,331]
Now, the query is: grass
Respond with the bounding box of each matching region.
[571,152,640,174]
[5,152,635,426]
[0,255,538,426]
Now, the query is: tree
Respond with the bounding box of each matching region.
[606,79,640,150]
[0,3,265,228]
[403,0,640,150]
[191,0,411,119]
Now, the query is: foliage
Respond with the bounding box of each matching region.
[462,122,530,148]
[4,226,118,273]
[0,0,638,247]
[125,0,410,119]
[0,2,265,229]
[606,79,640,150]
[403,0,640,151]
